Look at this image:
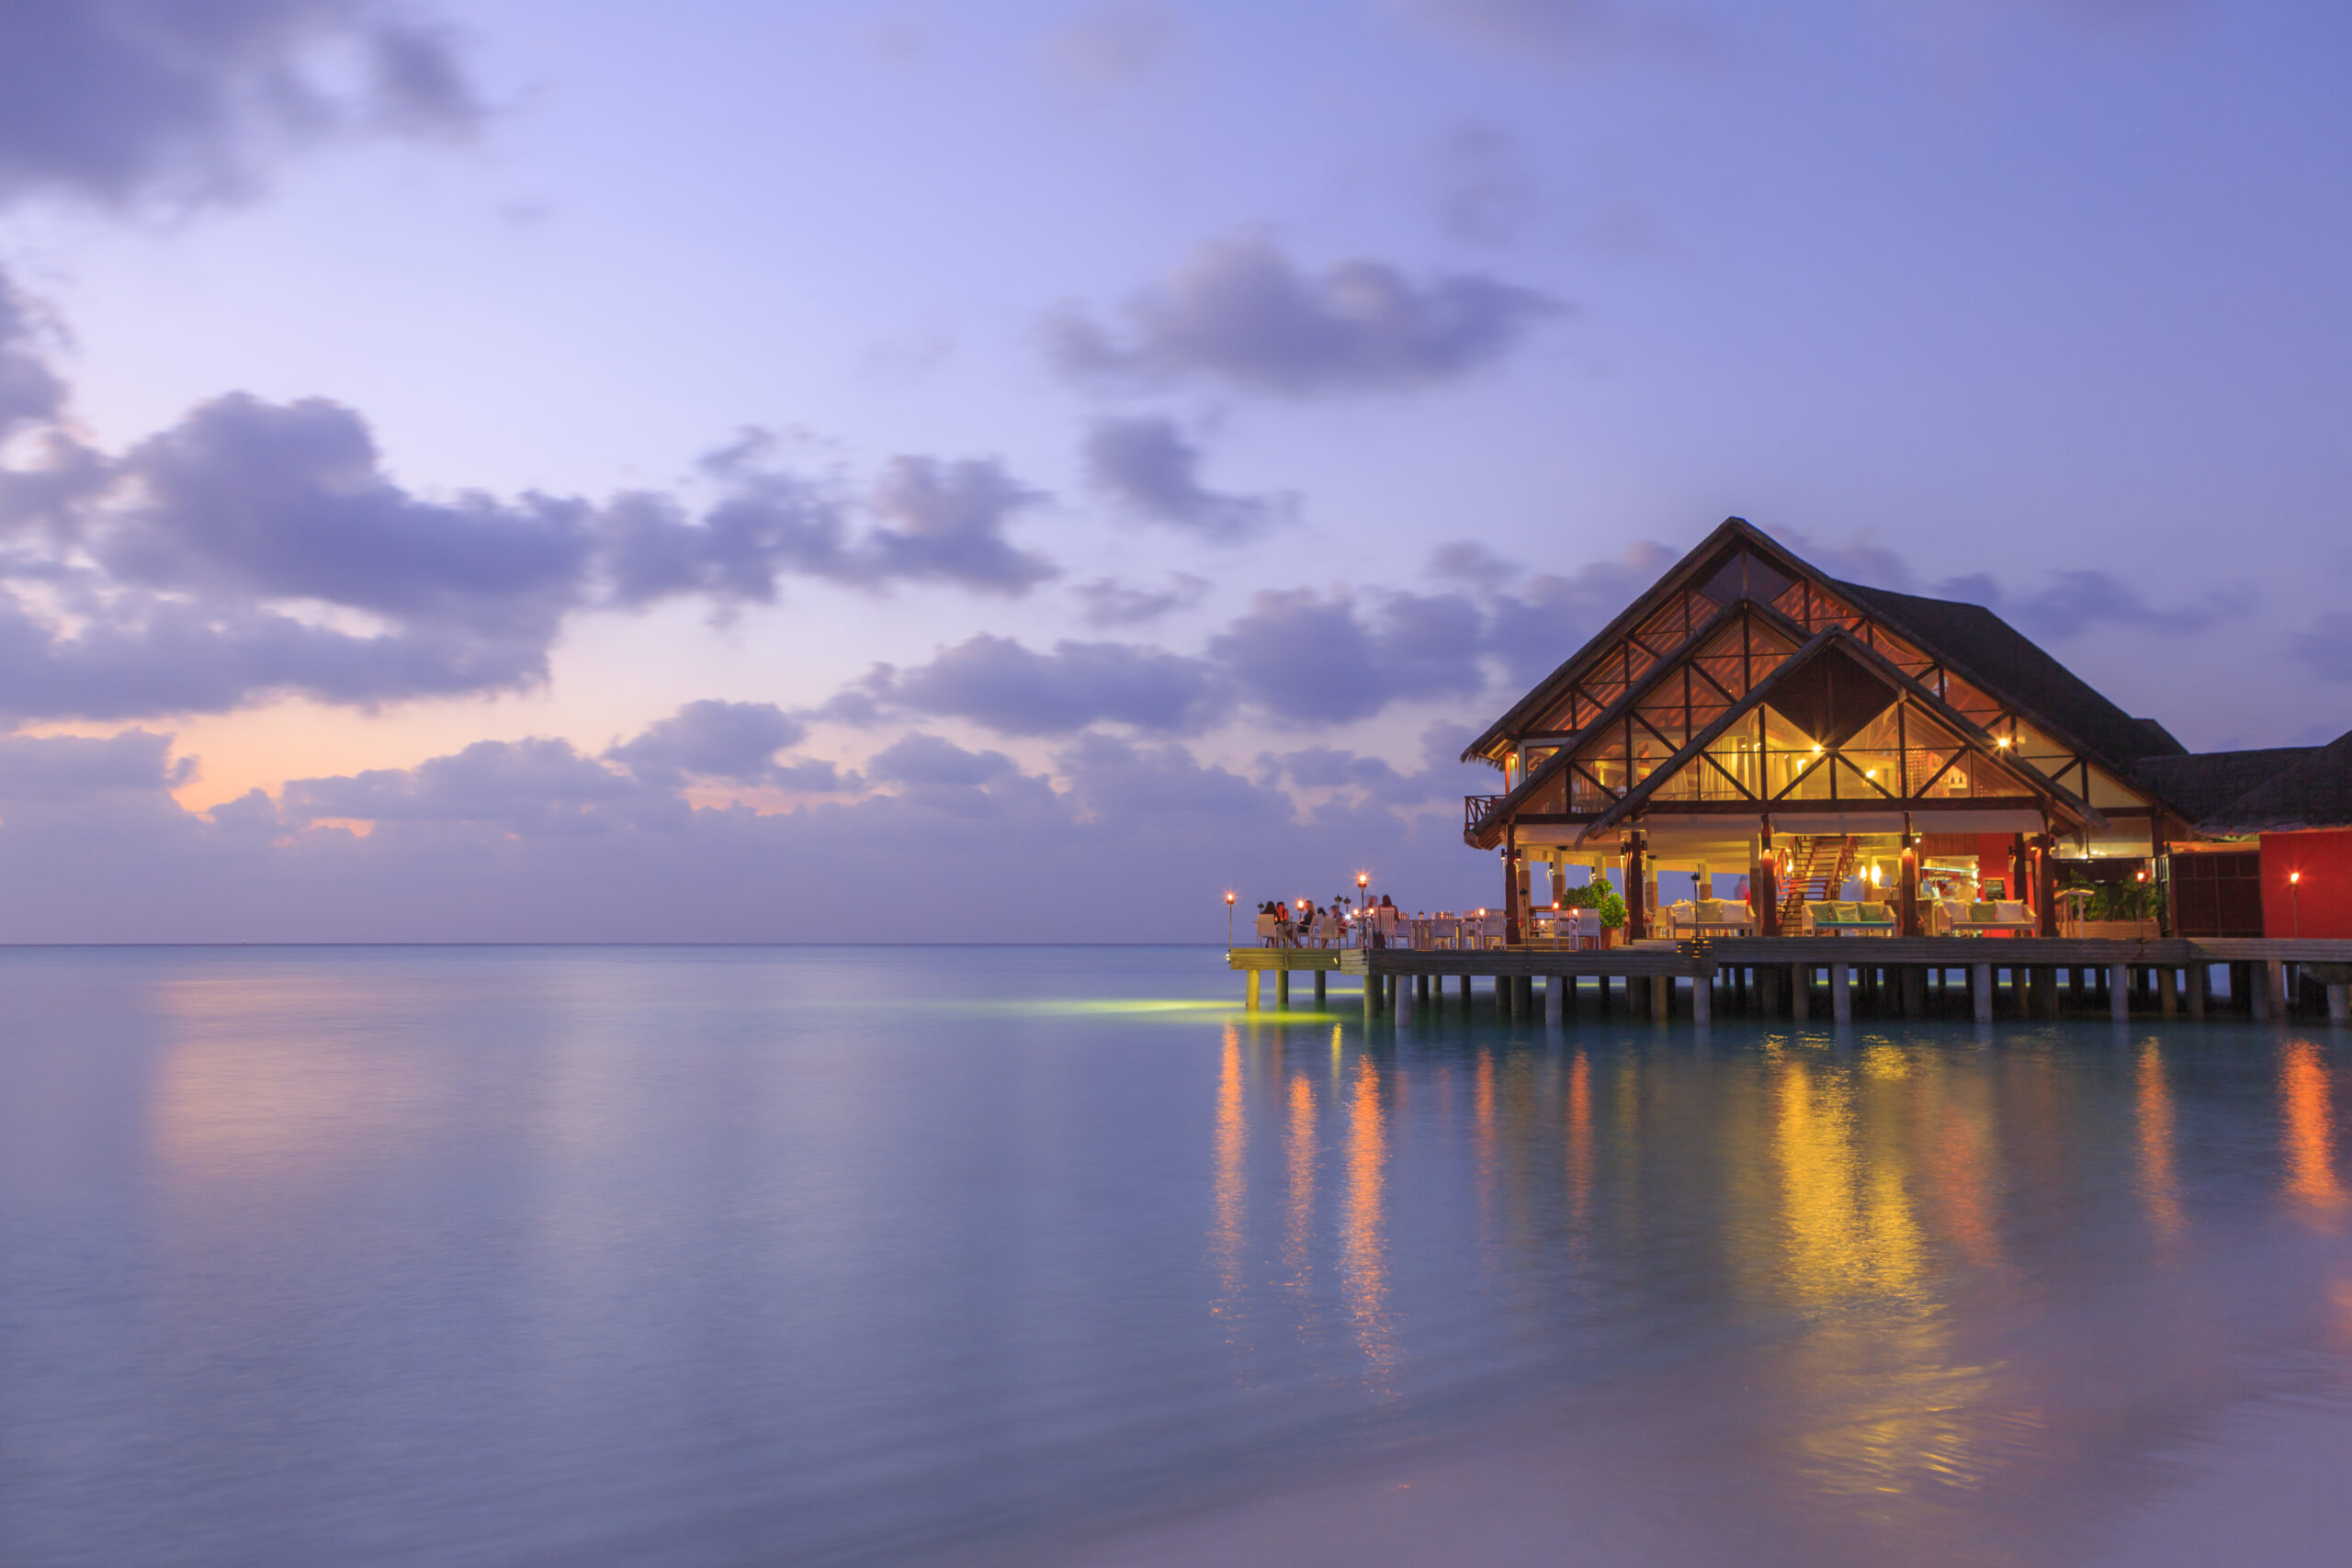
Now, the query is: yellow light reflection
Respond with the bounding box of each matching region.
[1565,1050,1593,1226]
[1341,1055,1396,1385]
[1765,1050,2000,1501]
[1210,1025,1247,1313]
[2136,1045,2185,1238]
[1284,1072,1317,1298]
[2280,1041,2346,1213]
[1475,1050,1498,1231]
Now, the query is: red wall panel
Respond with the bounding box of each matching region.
[2261,829,2352,939]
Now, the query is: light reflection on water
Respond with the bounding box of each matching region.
[1,946,2349,1567]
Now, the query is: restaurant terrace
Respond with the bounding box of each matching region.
[1231,518,2352,1027]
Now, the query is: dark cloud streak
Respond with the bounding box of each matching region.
[1046,234,1560,397]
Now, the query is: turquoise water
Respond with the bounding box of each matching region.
[2,946,2348,1566]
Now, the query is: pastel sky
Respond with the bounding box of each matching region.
[0,0,2346,941]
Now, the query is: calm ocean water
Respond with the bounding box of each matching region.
[3,945,2349,1566]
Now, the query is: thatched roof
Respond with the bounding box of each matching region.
[2133,746,2318,826]
[2183,729,2352,833]
[1830,580,2187,775]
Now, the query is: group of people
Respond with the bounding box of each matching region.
[1256,893,1400,948]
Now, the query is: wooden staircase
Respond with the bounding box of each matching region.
[1777,835,1860,931]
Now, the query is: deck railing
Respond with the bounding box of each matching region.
[1464,794,1506,833]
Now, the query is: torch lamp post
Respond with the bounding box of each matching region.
[2290,871,2301,939]
[1226,891,1236,949]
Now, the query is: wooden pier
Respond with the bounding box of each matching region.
[1229,939,2352,1027]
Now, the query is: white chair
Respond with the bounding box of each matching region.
[1256,912,1277,946]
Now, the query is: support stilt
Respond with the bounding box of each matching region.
[1831,962,1852,1024]
[1314,971,1326,1009]
[2109,963,2130,1023]
[1277,968,1290,1009]
[2330,984,2349,1025]
[2266,961,2288,1020]
[1247,969,1261,1010]
[2158,967,2177,1017]
[1651,972,1670,1022]
[1545,974,1565,1026]
[2188,964,2207,1021]
[1791,964,1810,1022]
[1971,963,1993,1023]
[1692,970,1713,1024]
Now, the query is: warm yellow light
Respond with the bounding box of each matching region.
[1865,768,1876,778]
[1357,873,1368,887]
[2290,872,2302,885]
[1996,737,2011,748]
[1225,892,1235,904]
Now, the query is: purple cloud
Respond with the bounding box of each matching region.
[0,728,191,800]
[606,700,810,788]
[1045,234,1561,396]
[0,0,480,209]
[867,733,1019,786]
[0,273,64,439]
[874,634,1235,736]
[1081,416,1290,542]
[1206,587,1487,724]
[1072,572,1210,628]
[283,738,663,834]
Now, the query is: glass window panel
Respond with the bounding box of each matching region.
[2086,768,2147,807]
[1760,705,1817,750]
[1783,754,1836,799]
[1942,674,2004,727]
[1704,735,1763,798]
[1650,761,1703,800]
[1901,707,1966,751]
[1846,709,1904,752]
[1838,756,1895,797]
[1908,749,1965,796]
[1693,656,1745,699]
[1773,581,1813,622]
[1866,624,1934,675]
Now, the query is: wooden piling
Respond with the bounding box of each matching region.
[1972,963,1993,1022]
[1831,962,1852,1023]
[2109,963,2130,1023]
[1545,974,1565,1026]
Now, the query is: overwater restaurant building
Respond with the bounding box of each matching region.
[1461,518,2352,942]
